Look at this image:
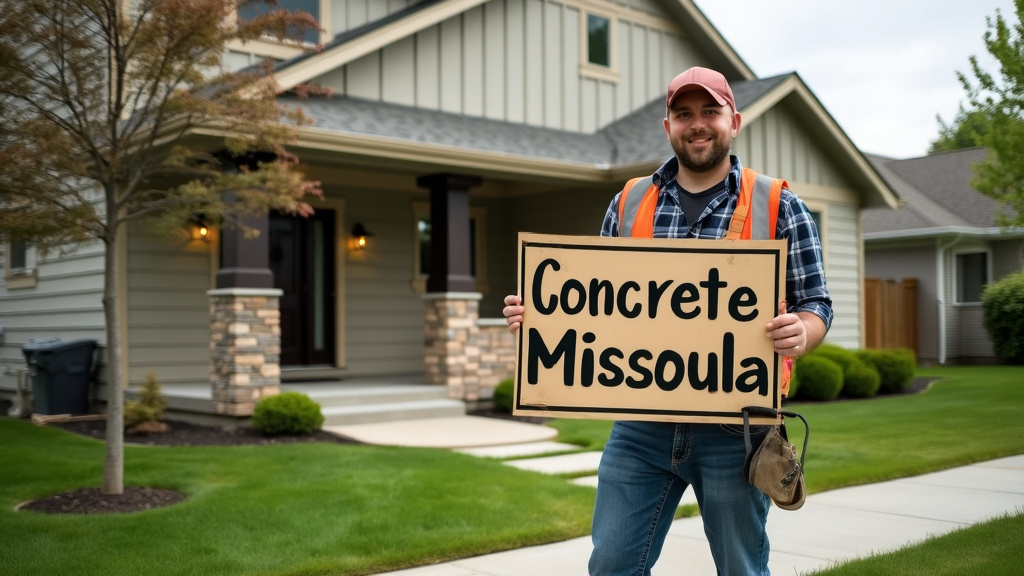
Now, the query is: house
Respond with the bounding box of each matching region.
[864,148,1024,365]
[0,0,898,424]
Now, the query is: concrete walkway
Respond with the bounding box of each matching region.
[328,418,1024,576]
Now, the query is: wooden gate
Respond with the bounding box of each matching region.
[864,277,918,351]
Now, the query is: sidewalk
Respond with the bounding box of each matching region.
[332,418,1024,576]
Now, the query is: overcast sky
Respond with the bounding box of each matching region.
[691,0,1017,159]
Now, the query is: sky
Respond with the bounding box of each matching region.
[691,0,1017,159]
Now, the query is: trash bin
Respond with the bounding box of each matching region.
[22,338,98,415]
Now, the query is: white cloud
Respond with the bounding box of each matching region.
[692,0,1016,158]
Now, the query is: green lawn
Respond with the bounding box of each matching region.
[550,365,1024,493]
[807,512,1024,576]
[1,365,1022,576]
[0,422,594,576]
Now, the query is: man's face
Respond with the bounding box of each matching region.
[663,90,741,174]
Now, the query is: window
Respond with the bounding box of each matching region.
[411,203,487,293]
[9,238,27,271]
[587,14,611,67]
[579,11,618,82]
[955,251,988,304]
[237,0,320,44]
[3,237,37,289]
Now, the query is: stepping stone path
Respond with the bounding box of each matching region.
[457,442,699,507]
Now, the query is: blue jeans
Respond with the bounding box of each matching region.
[589,421,772,576]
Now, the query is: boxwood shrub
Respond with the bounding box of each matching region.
[252,392,324,436]
[982,269,1024,363]
[791,355,843,401]
[842,360,882,398]
[856,348,916,394]
[493,378,514,413]
[813,344,881,398]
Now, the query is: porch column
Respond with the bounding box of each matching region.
[423,292,482,400]
[417,174,483,399]
[416,173,482,293]
[216,192,273,289]
[207,288,282,416]
[209,178,279,417]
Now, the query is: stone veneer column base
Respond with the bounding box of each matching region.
[423,292,483,400]
[208,288,283,416]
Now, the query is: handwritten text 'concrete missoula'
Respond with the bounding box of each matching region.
[526,257,772,395]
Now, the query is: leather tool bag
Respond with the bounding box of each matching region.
[741,406,810,511]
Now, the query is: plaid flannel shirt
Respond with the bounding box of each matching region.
[601,155,834,329]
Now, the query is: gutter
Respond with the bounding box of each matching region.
[864,226,1024,242]
[936,234,963,365]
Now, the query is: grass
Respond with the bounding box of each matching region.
[806,511,1024,575]
[550,365,1024,493]
[0,422,594,576]
[1,365,1022,576]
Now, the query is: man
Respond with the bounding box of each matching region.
[502,66,832,576]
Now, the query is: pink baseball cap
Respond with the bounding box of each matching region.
[666,67,736,112]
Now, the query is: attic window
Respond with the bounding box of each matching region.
[238,0,321,45]
[587,14,611,67]
[580,12,618,83]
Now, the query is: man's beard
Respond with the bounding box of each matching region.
[672,130,732,173]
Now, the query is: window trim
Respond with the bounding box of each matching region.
[579,10,619,83]
[411,202,488,294]
[230,0,328,56]
[802,201,828,272]
[952,248,991,305]
[3,239,37,290]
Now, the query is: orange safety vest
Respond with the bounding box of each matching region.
[615,167,795,395]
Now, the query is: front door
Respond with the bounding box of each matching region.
[269,209,336,366]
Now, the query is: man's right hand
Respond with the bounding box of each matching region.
[502,295,525,334]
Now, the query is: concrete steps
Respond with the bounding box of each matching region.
[286,383,466,426]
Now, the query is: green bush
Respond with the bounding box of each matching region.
[493,378,514,413]
[791,355,843,401]
[842,360,882,398]
[125,372,167,428]
[813,344,859,372]
[982,269,1024,364]
[251,392,324,436]
[856,348,916,394]
[813,344,881,398]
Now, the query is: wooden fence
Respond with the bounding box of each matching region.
[864,277,918,352]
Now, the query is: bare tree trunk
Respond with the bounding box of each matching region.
[101,192,124,495]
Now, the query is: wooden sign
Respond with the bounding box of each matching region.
[514,232,787,424]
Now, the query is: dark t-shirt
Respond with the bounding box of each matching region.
[678,181,726,227]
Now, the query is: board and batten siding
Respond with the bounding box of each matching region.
[309,0,691,134]
[0,242,106,391]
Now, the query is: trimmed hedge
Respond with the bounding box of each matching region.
[856,348,916,394]
[493,378,514,413]
[842,360,882,398]
[792,355,843,401]
[813,344,881,398]
[982,269,1024,364]
[252,392,324,436]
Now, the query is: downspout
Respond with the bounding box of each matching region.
[936,234,963,365]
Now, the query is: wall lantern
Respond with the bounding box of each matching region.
[350,222,373,251]
[191,216,210,242]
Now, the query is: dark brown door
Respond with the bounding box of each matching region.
[269,209,336,366]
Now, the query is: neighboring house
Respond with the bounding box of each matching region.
[865,148,1024,365]
[0,0,898,421]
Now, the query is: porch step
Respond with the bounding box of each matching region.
[283,383,467,426]
[283,383,453,409]
[319,398,466,426]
